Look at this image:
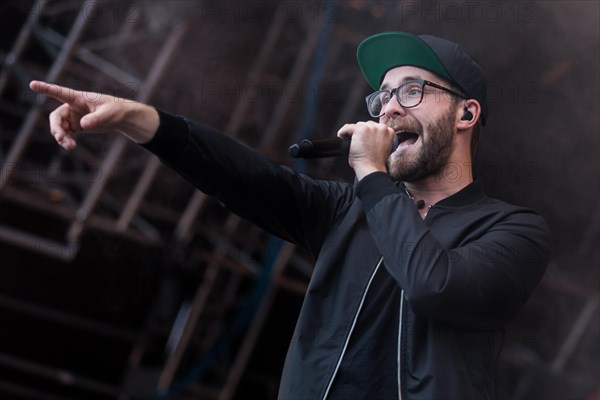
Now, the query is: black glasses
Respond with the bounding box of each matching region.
[365,79,466,117]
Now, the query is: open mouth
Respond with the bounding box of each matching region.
[395,131,419,148]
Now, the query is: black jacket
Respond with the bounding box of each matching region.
[143,111,550,400]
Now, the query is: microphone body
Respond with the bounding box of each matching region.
[289,138,350,159]
[289,136,399,159]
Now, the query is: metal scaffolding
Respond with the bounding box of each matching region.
[0,1,597,400]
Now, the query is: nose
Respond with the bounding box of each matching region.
[380,91,407,120]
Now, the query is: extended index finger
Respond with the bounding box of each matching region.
[29,80,77,104]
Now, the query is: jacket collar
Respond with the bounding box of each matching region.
[399,180,486,208]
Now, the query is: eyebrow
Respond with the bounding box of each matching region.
[380,76,423,90]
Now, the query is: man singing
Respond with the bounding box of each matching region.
[31,31,550,399]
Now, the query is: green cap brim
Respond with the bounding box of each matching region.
[357,32,451,90]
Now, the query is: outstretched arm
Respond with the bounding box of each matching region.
[29,80,159,148]
[32,80,354,255]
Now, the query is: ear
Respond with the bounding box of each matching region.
[456,99,481,132]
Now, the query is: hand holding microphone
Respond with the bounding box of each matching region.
[289,122,398,159]
[289,121,398,181]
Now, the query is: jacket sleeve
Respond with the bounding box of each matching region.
[357,172,551,330]
[140,110,353,257]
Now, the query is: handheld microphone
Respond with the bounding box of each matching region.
[289,136,399,159]
[289,138,350,159]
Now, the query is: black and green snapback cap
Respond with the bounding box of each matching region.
[357,32,488,125]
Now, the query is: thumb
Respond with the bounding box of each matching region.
[79,113,98,130]
[80,109,107,130]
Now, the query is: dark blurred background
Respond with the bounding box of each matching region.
[0,1,598,399]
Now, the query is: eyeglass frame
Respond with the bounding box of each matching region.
[365,79,467,118]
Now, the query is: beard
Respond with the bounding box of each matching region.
[387,106,455,182]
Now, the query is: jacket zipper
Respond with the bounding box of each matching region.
[397,201,427,399]
[321,256,385,400]
[397,290,404,400]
